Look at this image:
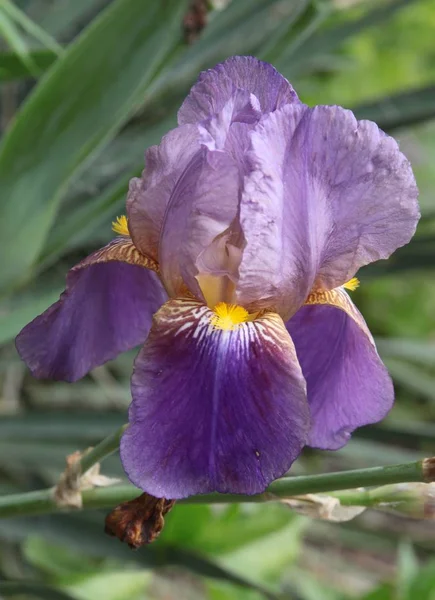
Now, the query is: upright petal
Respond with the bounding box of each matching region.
[178,56,299,125]
[286,288,394,450]
[121,299,309,499]
[159,148,240,299]
[16,238,167,382]
[127,124,201,261]
[237,104,419,318]
[237,104,313,317]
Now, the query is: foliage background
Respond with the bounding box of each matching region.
[0,0,434,598]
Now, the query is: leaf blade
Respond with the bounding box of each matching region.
[0,0,188,293]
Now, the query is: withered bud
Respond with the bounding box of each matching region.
[183,0,208,44]
[105,493,175,549]
[422,457,435,482]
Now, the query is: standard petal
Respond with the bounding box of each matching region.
[237,104,419,317]
[120,299,309,499]
[16,238,167,382]
[237,103,312,317]
[127,124,201,260]
[159,148,240,299]
[286,288,394,450]
[178,56,298,125]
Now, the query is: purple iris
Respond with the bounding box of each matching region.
[16,57,419,499]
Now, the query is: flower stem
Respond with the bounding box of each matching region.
[79,424,128,474]
[0,458,433,519]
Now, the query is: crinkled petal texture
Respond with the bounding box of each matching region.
[237,104,419,318]
[178,55,299,125]
[286,288,394,450]
[16,238,167,382]
[121,299,310,499]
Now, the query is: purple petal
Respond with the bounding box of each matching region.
[286,288,394,450]
[198,88,261,152]
[127,124,201,261]
[178,56,299,125]
[120,299,309,498]
[159,148,240,299]
[16,239,167,382]
[237,104,419,317]
[236,104,313,317]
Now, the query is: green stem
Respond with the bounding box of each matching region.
[79,424,128,474]
[0,459,430,519]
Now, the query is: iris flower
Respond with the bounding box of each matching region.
[17,57,419,499]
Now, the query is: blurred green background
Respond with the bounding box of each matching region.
[0,0,434,598]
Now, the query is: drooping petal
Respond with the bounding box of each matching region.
[120,299,309,499]
[237,104,419,318]
[178,56,299,125]
[16,238,167,382]
[127,124,201,261]
[286,288,394,450]
[159,148,240,299]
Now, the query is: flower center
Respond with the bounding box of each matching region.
[211,302,249,331]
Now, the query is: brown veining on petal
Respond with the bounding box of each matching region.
[305,287,372,342]
[73,237,160,274]
[105,492,175,549]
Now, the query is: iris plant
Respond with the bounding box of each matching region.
[17,57,419,499]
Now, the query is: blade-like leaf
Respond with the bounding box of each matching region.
[0,0,188,294]
[0,49,57,80]
[0,514,279,599]
[140,0,309,122]
[1,0,63,54]
[383,357,435,402]
[363,236,435,277]
[276,0,415,76]
[0,412,123,441]
[38,116,177,271]
[0,286,61,345]
[28,0,111,41]
[0,6,39,76]
[353,84,435,132]
[0,581,77,600]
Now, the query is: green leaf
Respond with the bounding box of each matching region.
[0,0,188,294]
[142,0,309,120]
[24,535,102,577]
[275,0,414,76]
[0,48,57,80]
[0,514,279,598]
[383,357,435,402]
[359,584,393,600]
[0,6,39,76]
[0,581,78,600]
[353,84,435,132]
[406,559,435,600]
[30,0,110,41]
[397,541,419,600]
[0,412,123,442]
[1,0,63,55]
[63,570,151,600]
[38,117,176,270]
[0,286,61,346]
[220,517,307,586]
[364,236,435,277]
[376,338,435,369]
